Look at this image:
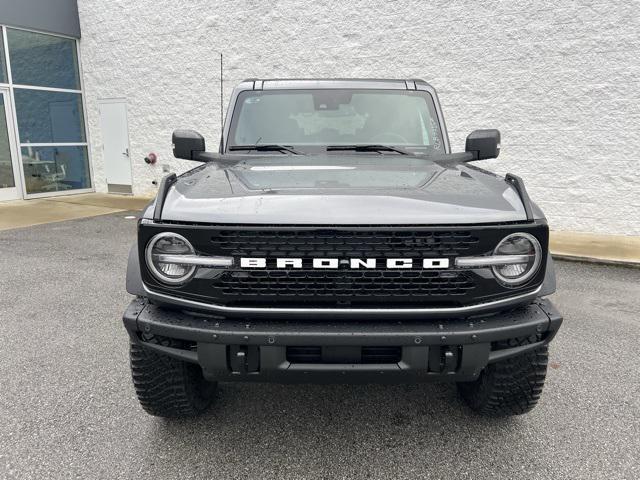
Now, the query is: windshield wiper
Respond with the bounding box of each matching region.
[228,144,302,155]
[326,144,411,155]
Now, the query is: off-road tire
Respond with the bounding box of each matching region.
[457,339,548,417]
[130,336,217,417]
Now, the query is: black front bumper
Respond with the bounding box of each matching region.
[123,298,562,383]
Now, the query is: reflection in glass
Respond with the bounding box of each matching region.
[0,34,7,83]
[7,28,80,90]
[14,89,86,143]
[0,95,16,188]
[21,145,90,194]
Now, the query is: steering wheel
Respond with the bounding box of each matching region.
[367,132,409,144]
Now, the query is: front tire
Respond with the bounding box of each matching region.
[129,336,217,418]
[457,342,549,417]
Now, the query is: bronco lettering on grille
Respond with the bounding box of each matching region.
[239,258,450,269]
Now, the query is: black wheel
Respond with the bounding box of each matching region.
[129,336,217,418]
[457,339,548,417]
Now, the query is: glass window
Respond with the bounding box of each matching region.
[0,34,7,83]
[21,145,90,194]
[7,28,80,90]
[14,89,86,143]
[229,89,444,153]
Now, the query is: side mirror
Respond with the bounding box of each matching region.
[465,129,500,160]
[172,129,205,160]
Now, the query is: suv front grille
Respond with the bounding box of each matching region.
[211,228,479,307]
[139,224,548,310]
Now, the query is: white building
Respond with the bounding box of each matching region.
[0,0,638,238]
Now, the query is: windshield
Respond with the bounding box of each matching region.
[227,89,445,154]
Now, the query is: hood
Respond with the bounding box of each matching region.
[155,154,528,225]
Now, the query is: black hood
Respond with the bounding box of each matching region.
[149,154,530,225]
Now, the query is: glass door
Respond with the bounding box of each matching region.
[0,88,21,200]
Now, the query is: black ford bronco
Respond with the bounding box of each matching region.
[123,79,562,417]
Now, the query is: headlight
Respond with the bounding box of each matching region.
[145,232,196,285]
[492,232,541,286]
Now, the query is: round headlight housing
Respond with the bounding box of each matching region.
[145,232,196,285]
[492,233,542,287]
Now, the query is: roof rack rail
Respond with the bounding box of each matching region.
[505,173,534,221]
[153,173,177,221]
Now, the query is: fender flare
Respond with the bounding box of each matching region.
[539,254,557,297]
[125,244,145,296]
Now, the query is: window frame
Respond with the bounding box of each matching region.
[0,24,93,199]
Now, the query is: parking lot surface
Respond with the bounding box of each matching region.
[1,213,638,479]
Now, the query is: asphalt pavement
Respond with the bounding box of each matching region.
[0,213,638,479]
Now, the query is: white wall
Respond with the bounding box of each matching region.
[78,0,640,236]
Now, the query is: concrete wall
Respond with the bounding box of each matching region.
[77,0,640,236]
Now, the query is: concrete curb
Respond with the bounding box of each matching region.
[550,231,640,267]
